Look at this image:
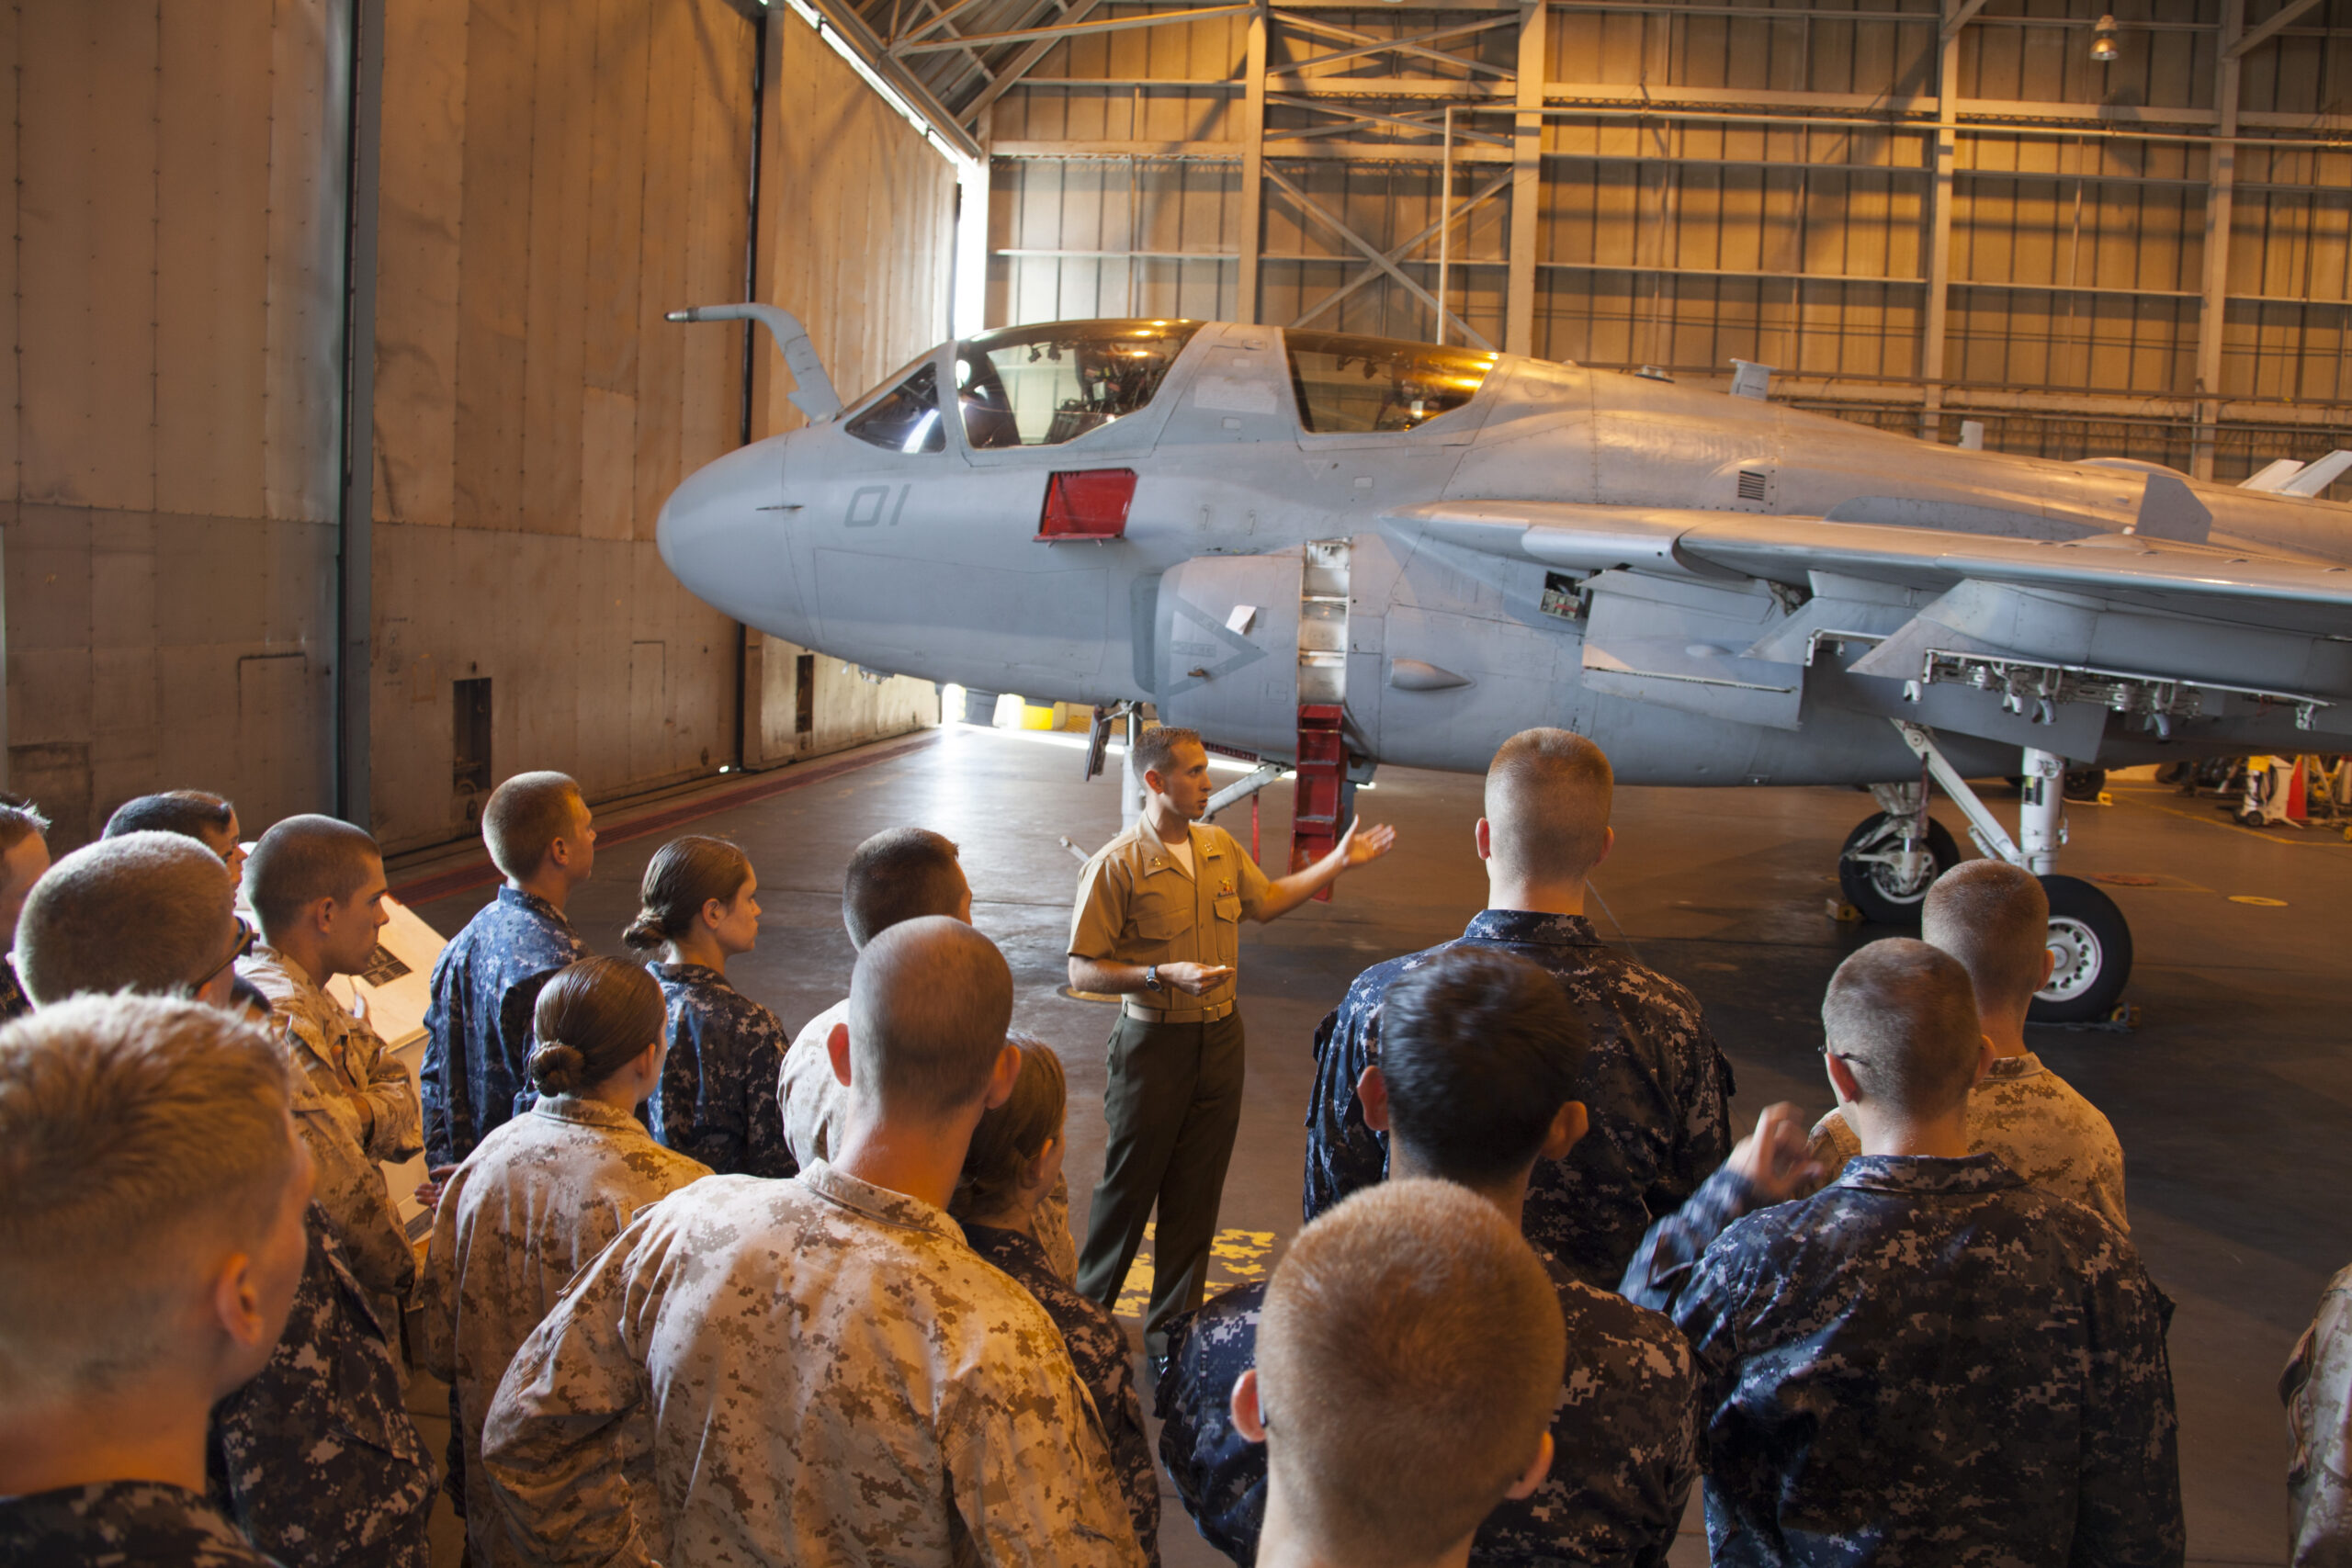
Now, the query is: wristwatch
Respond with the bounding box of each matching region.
[1144,964,1164,992]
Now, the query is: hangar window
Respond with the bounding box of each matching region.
[956,320,1203,448]
[1284,331,1495,434]
[844,359,946,454]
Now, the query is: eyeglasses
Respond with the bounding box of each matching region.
[196,920,258,993]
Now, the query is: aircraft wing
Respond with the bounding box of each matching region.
[1390,496,2352,744]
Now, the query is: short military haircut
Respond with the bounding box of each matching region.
[1485,728,1613,886]
[845,916,1014,1118]
[0,791,49,853]
[483,772,583,881]
[1923,859,2052,1025]
[0,995,297,1399]
[1132,725,1204,787]
[103,789,236,844]
[842,827,966,950]
[1259,1180,1566,1564]
[243,815,383,939]
[1822,937,1984,1120]
[18,832,237,1004]
[1377,946,1589,1186]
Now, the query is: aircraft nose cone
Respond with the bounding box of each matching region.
[656,438,808,636]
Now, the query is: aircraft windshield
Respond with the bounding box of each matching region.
[956,320,1203,448]
[844,358,946,453]
[1284,331,1497,434]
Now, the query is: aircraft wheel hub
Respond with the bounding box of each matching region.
[2042,918,2105,1002]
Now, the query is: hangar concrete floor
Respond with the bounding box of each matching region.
[400,721,2352,1568]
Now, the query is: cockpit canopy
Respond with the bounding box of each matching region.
[955,320,1203,448]
[840,320,1498,453]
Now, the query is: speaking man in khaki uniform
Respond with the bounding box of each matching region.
[1069,724,1395,1353]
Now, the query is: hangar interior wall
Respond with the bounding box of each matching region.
[738,6,958,773]
[1,0,957,854]
[974,0,2350,484]
[0,0,352,848]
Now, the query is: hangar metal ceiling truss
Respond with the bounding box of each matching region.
[808,0,2352,481]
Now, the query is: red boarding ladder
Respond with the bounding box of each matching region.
[1293,705,1347,899]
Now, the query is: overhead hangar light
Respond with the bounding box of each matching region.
[2090,14,2120,62]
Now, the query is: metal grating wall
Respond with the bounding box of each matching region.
[971,0,2350,484]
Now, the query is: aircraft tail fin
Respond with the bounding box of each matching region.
[665,303,843,422]
[2279,451,2352,499]
[2242,458,2305,491]
[2126,473,2214,545]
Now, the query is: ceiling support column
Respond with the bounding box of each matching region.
[1504,0,1544,355]
[2191,0,2245,481]
[1237,6,1268,323]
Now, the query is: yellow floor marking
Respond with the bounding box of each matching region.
[1112,1224,1287,1320]
[2229,895,2290,907]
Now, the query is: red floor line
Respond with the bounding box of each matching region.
[388,729,947,907]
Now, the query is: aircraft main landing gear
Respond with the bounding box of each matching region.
[1837,783,1962,924]
[1890,722,2134,1026]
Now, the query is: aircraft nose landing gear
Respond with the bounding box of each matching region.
[1887,723,2135,1026]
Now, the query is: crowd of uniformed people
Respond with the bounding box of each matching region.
[0,726,2347,1567]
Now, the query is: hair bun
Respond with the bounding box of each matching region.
[621,912,668,953]
[528,1040,588,1095]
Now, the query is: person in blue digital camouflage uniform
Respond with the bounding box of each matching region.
[1621,938,2184,1567]
[423,770,594,1174]
[1305,728,1734,1288]
[626,834,795,1179]
[1162,944,1699,1568]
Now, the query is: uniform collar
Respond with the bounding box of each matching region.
[649,960,730,990]
[1463,908,1602,947]
[962,1220,1051,1273]
[800,1158,967,1245]
[1832,1151,2024,1196]
[244,941,329,999]
[1983,1052,2045,1082]
[531,1095,647,1133]
[1136,820,1222,879]
[497,885,576,931]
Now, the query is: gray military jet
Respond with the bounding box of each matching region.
[659,308,2352,1022]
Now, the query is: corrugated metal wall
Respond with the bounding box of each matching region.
[981,0,2349,482]
[3,0,350,846]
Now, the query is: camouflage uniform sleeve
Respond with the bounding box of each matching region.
[1664,1239,1758,1437]
[413,1166,469,1384]
[2286,1271,2352,1564]
[422,961,467,1168]
[1303,999,1389,1224]
[657,993,796,1180]
[1153,1298,1268,1562]
[354,1016,424,1164]
[938,1330,1149,1567]
[2072,1246,2186,1565]
[1668,1011,1737,1206]
[480,1223,659,1568]
[1618,1166,1759,1316]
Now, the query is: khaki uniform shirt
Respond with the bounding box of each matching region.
[1806,1050,2129,1232]
[778,999,1079,1282]
[241,944,424,1346]
[481,1161,1146,1568]
[415,1097,710,1568]
[1068,821,1271,1020]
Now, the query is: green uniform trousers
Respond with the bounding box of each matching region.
[1077,1009,1247,1343]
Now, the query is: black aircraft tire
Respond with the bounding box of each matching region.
[2064,767,2108,803]
[2029,874,2134,1025]
[1837,814,1962,925]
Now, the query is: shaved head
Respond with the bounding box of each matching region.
[19,833,238,1004]
[1485,728,1613,886]
[1822,937,1983,1120]
[1260,1179,1565,1563]
[846,916,1015,1117]
[1923,860,2050,1029]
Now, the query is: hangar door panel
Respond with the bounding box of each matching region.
[1155,555,1303,759]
